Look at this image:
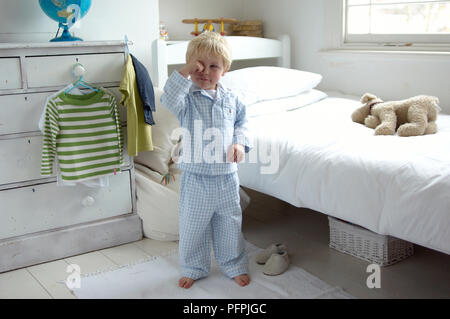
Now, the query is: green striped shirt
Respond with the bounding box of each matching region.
[41,89,124,182]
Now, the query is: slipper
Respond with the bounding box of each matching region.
[256,243,287,265]
[263,250,290,276]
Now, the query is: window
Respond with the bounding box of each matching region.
[344,0,450,47]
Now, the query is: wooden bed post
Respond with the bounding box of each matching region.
[153,38,168,88]
[277,34,291,68]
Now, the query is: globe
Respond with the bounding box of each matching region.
[39,0,92,42]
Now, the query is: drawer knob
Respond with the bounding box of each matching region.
[81,196,95,207]
[73,63,86,77]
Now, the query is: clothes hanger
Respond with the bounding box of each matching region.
[67,76,99,93]
[65,63,99,94]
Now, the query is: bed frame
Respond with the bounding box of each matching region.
[153,35,291,87]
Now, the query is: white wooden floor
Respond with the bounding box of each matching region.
[241,188,450,299]
[0,238,179,299]
[0,188,449,299]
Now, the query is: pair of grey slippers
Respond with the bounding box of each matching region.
[256,243,290,276]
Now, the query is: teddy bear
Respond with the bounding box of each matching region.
[351,93,440,137]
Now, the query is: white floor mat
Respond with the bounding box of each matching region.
[72,242,354,299]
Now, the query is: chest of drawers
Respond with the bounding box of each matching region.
[0,41,142,273]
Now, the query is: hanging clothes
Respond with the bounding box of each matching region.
[130,54,156,126]
[120,54,153,156]
[39,84,110,187]
[40,88,123,183]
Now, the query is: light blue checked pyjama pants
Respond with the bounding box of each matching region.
[178,171,248,280]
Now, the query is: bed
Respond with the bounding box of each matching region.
[235,89,450,255]
[141,35,450,255]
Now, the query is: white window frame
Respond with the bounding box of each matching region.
[342,0,450,51]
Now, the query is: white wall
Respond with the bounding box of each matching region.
[0,0,159,79]
[243,0,450,114]
[159,0,245,41]
[161,0,450,114]
[3,0,447,112]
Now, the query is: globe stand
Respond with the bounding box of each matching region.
[50,23,83,42]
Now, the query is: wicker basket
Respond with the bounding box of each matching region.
[328,217,414,266]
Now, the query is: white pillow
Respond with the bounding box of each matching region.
[221,66,322,105]
[246,89,328,117]
[134,163,180,241]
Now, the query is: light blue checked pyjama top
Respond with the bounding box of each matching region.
[160,70,252,175]
[161,70,252,280]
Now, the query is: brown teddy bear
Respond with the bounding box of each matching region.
[351,93,440,137]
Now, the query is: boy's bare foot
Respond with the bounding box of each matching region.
[178,277,195,289]
[233,274,250,287]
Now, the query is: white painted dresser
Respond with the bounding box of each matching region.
[0,41,142,273]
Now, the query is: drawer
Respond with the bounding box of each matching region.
[0,135,131,185]
[0,89,126,136]
[0,170,132,240]
[0,92,48,135]
[26,53,124,88]
[0,58,22,90]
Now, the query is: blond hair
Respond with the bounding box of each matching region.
[186,32,232,71]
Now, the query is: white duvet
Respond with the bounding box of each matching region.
[238,92,450,254]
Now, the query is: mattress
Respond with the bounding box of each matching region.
[237,92,450,254]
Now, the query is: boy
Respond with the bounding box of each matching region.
[161,32,252,288]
